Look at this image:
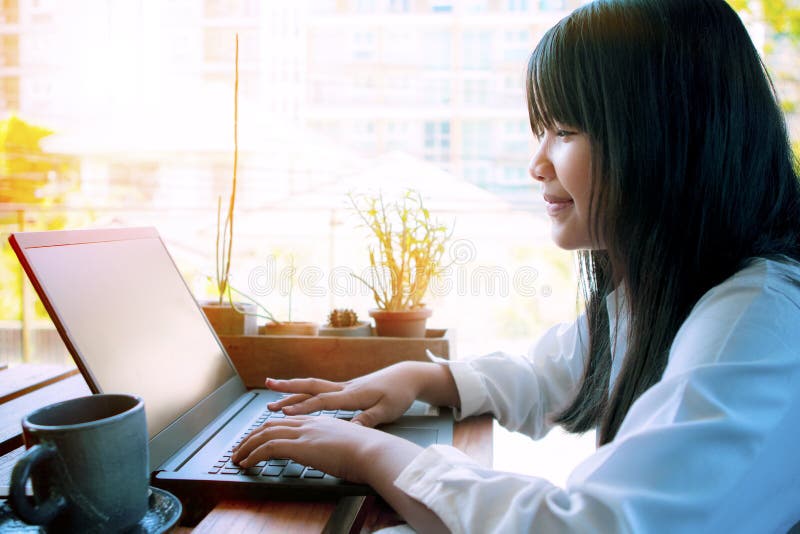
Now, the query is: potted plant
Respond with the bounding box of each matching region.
[319,308,372,337]
[349,190,452,338]
[200,34,258,336]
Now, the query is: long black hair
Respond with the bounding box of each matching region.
[526,0,800,445]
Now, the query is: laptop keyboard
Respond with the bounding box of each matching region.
[207,407,358,479]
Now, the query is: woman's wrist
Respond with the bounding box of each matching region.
[400,361,460,409]
[359,430,424,489]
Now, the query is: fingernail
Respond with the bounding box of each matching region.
[353,420,363,426]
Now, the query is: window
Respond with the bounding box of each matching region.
[353,31,375,61]
[388,0,411,12]
[203,28,259,63]
[463,31,492,70]
[204,0,260,18]
[0,35,19,67]
[423,121,451,162]
[423,31,451,69]
[386,121,413,151]
[538,0,564,11]
[463,78,489,106]
[507,0,530,11]
[503,29,531,63]
[462,120,493,159]
[503,119,531,154]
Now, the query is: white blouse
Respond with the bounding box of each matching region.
[394,257,800,533]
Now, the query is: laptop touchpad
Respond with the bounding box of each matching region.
[385,427,439,448]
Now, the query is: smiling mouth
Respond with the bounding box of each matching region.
[544,195,574,216]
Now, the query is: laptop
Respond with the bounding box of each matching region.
[9,226,453,500]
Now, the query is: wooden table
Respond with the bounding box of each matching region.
[0,364,493,533]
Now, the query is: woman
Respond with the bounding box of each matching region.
[234,1,800,531]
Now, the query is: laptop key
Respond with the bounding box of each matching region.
[221,468,242,475]
[282,463,305,478]
[268,458,289,466]
[304,469,325,479]
[243,467,263,476]
[208,468,221,474]
[261,465,284,477]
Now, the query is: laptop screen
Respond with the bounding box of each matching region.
[20,234,237,438]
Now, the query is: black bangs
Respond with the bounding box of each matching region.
[526,13,588,138]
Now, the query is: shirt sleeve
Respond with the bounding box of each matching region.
[442,313,589,439]
[396,265,800,533]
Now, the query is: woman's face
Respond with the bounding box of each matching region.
[529,126,596,250]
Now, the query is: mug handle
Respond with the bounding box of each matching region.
[9,443,68,525]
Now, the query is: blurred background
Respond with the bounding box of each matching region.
[1,0,797,485]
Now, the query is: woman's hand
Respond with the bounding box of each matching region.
[264,361,459,428]
[230,415,422,485]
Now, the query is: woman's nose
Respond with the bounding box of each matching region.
[529,145,552,183]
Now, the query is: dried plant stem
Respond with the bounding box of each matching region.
[216,33,239,305]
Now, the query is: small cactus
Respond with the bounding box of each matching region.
[328,308,359,327]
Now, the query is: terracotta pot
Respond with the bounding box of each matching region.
[368,308,432,338]
[318,321,373,337]
[201,301,258,336]
[259,321,319,336]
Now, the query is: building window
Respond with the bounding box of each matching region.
[424,121,451,163]
[503,29,531,62]
[538,0,564,11]
[462,120,492,159]
[503,119,531,154]
[423,31,451,69]
[353,31,375,61]
[0,35,19,67]
[386,121,412,151]
[507,0,530,11]
[0,76,20,110]
[388,0,410,12]
[203,28,259,63]
[356,0,378,12]
[463,78,489,106]
[204,0,260,18]
[463,31,492,70]
[426,78,451,105]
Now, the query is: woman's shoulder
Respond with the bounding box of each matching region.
[665,256,800,374]
[696,255,800,311]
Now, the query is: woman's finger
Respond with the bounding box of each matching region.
[265,377,342,395]
[233,422,303,463]
[282,391,344,414]
[239,438,296,468]
[233,417,305,453]
[267,393,311,411]
[351,404,391,428]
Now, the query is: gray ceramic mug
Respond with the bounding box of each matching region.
[9,393,149,532]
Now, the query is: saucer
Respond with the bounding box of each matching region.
[0,486,182,533]
[129,486,183,534]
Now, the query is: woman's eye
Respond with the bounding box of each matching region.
[555,129,574,138]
